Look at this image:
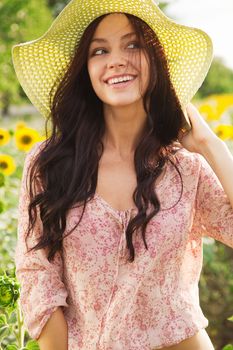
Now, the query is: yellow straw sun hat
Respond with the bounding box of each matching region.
[12,0,213,129]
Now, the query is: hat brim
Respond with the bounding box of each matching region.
[12,0,213,129]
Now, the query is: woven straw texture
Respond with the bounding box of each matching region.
[12,0,213,125]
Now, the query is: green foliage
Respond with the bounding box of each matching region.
[25,340,40,350]
[0,143,25,275]
[0,274,21,348]
[5,345,18,350]
[0,274,20,310]
[0,174,5,187]
[0,116,44,348]
[0,0,53,113]
[46,0,170,17]
[200,240,233,349]
[158,1,170,11]
[4,339,40,350]
[197,58,233,99]
[0,272,40,349]
[47,0,68,16]
[222,345,233,350]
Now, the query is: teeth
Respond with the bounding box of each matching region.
[107,75,135,85]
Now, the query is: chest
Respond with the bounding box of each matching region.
[96,155,137,211]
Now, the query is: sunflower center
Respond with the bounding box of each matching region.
[21,135,32,144]
[0,135,4,140]
[0,161,8,170]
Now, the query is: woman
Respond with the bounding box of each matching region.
[12,1,233,349]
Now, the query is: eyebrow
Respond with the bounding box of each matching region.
[90,32,137,44]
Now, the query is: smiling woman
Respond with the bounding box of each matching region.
[11,0,233,349]
[87,14,150,110]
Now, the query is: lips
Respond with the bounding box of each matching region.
[104,74,137,85]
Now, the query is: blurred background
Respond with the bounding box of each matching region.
[0,1,233,349]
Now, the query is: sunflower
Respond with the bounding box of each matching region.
[214,94,233,117]
[15,121,27,130]
[198,104,216,121]
[0,154,16,176]
[214,124,233,140]
[15,127,41,152]
[198,94,233,121]
[0,128,11,146]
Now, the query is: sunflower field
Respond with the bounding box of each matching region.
[0,119,45,349]
[0,94,233,349]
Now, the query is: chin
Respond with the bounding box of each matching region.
[104,97,141,107]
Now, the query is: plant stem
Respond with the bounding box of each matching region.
[16,300,25,348]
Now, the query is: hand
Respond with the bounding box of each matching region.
[178,103,221,154]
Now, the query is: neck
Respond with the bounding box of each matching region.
[102,102,148,159]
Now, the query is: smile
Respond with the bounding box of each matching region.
[106,75,136,85]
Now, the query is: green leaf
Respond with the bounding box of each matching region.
[0,200,5,213]
[0,0,53,110]
[5,344,19,350]
[25,339,40,350]
[222,345,233,350]
[0,324,10,341]
[0,173,5,187]
[8,310,17,324]
[0,313,7,326]
[227,315,233,322]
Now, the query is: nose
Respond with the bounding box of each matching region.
[106,53,127,70]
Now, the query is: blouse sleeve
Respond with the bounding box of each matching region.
[14,142,69,340]
[194,153,233,248]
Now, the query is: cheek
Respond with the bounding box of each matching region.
[87,59,104,85]
[142,56,150,78]
[139,57,150,91]
[87,62,96,86]
[88,61,107,98]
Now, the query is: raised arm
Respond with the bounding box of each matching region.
[199,137,233,209]
[180,104,233,247]
[180,103,233,209]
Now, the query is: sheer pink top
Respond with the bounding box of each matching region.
[14,142,233,349]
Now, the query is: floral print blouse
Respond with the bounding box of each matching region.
[14,142,233,349]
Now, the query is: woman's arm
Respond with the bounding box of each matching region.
[37,307,68,350]
[15,143,69,340]
[199,137,233,208]
[180,103,233,208]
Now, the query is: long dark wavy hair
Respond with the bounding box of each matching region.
[26,13,184,263]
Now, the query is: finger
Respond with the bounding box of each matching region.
[186,103,205,128]
[186,103,200,119]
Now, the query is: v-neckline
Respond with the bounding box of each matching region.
[94,161,169,215]
[94,192,138,214]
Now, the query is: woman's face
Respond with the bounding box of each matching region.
[87,13,150,108]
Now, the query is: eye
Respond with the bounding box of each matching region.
[127,42,140,49]
[91,48,107,56]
